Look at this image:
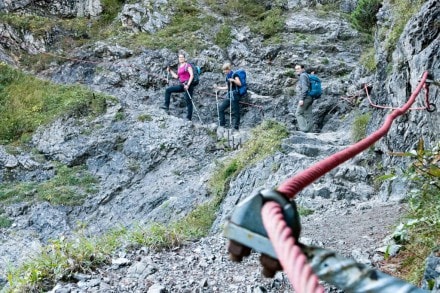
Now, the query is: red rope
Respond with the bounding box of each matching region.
[364,81,431,111]
[277,71,429,198]
[262,201,324,293]
[260,71,429,292]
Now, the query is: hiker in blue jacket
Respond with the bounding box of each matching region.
[214,62,241,131]
[295,64,313,132]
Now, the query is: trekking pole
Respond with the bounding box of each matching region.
[215,90,221,126]
[186,90,203,124]
[229,82,233,129]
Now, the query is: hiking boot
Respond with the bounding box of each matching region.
[160,105,169,111]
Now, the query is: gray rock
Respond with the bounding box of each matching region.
[0,1,438,292]
[148,283,167,293]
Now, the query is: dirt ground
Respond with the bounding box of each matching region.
[300,200,406,257]
[46,200,407,292]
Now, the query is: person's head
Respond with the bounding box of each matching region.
[295,64,305,75]
[178,51,187,63]
[222,62,232,74]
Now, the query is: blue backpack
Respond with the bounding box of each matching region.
[186,63,201,85]
[233,69,247,96]
[307,73,322,99]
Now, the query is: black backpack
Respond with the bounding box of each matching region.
[186,63,201,85]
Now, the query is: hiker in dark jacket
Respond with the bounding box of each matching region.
[161,51,195,121]
[214,62,241,131]
[295,64,313,132]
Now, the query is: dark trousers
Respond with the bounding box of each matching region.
[219,91,240,130]
[164,83,195,120]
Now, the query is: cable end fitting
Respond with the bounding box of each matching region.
[223,188,301,261]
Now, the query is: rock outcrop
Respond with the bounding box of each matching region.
[0,0,439,291]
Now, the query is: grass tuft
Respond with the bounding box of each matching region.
[6,228,126,292]
[0,63,111,144]
[0,164,98,206]
[351,112,371,143]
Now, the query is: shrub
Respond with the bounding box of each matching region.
[252,8,286,38]
[385,140,440,285]
[100,0,126,24]
[350,0,382,33]
[214,25,232,49]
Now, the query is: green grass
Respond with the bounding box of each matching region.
[137,114,153,122]
[360,47,376,72]
[0,63,110,144]
[122,13,213,52]
[351,112,371,143]
[209,120,289,198]
[1,0,285,68]
[205,0,265,18]
[4,120,289,291]
[385,0,425,54]
[298,206,314,217]
[0,164,98,206]
[0,0,125,69]
[0,215,12,228]
[129,201,218,250]
[132,120,289,249]
[6,228,126,292]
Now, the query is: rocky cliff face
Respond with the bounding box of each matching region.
[372,0,439,201]
[0,0,439,291]
[0,0,102,17]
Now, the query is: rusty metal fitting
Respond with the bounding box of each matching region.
[260,254,282,278]
[227,240,251,262]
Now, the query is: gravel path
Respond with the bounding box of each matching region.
[50,200,405,293]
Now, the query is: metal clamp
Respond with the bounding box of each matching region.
[427,103,437,113]
[223,188,301,260]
